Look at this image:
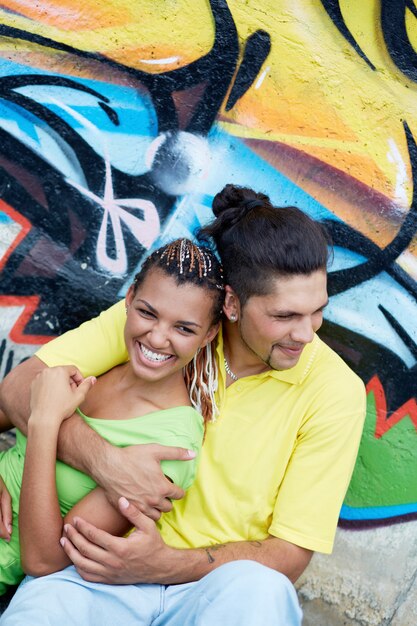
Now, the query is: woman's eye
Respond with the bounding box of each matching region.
[139,309,155,318]
[177,325,195,334]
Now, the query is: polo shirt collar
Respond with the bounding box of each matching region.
[216,326,320,386]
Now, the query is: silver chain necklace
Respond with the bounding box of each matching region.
[224,356,239,381]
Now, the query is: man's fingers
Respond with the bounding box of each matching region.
[143,506,163,521]
[163,483,185,502]
[153,444,197,462]
[118,497,156,531]
[66,518,117,553]
[61,523,127,584]
[60,535,106,577]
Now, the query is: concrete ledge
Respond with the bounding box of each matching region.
[300,597,362,625]
[297,522,417,625]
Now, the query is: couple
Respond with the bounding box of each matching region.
[0,184,366,625]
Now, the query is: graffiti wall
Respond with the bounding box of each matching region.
[0,0,416,527]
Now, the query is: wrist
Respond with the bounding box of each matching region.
[160,546,203,584]
[26,418,60,453]
[28,413,60,431]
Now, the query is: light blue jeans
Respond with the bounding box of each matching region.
[0,561,302,625]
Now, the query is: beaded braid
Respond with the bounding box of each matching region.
[132,239,224,424]
[184,341,219,425]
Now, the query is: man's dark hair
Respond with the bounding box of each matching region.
[198,184,331,306]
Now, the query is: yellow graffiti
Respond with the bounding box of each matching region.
[1,0,417,264]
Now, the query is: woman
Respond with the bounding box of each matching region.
[0,238,224,593]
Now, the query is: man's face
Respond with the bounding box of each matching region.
[237,271,328,371]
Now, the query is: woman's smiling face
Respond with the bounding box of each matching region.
[124,267,219,382]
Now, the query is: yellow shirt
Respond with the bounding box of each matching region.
[36,300,366,554]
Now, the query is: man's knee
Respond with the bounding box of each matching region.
[197,561,302,625]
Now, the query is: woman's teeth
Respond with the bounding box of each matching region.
[140,344,171,362]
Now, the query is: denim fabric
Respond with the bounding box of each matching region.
[0,561,302,626]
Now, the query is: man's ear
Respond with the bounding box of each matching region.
[223,285,240,322]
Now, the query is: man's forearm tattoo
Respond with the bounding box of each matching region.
[205,544,226,563]
[204,541,262,563]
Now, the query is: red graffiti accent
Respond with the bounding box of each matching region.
[0,296,54,345]
[0,200,31,271]
[367,375,417,438]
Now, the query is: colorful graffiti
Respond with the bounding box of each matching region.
[0,0,416,526]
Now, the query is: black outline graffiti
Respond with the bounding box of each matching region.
[0,339,15,378]
[0,338,29,379]
[0,0,271,335]
[0,0,271,133]
[0,0,416,527]
[321,120,417,418]
[320,0,376,70]
[320,0,417,81]
[381,0,417,82]
[327,121,417,299]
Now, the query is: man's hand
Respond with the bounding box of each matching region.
[61,498,313,586]
[95,444,196,520]
[61,497,174,584]
[1,357,194,520]
[0,477,12,542]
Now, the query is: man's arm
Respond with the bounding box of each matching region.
[1,357,113,468]
[61,498,312,585]
[1,356,192,519]
[0,356,46,434]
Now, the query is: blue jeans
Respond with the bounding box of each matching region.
[0,561,302,625]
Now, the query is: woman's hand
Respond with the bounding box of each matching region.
[0,476,12,542]
[29,366,96,427]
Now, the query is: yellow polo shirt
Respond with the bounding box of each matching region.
[36,300,366,554]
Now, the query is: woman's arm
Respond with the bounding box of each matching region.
[21,482,132,577]
[2,358,189,519]
[20,414,67,576]
[19,367,97,576]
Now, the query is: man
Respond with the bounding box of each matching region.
[0,185,366,625]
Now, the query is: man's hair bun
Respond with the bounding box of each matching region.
[212,184,271,219]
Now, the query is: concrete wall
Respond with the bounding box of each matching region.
[0,1,416,622]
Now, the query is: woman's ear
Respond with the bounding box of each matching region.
[201,322,220,348]
[223,285,240,323]
[125,285,135,308]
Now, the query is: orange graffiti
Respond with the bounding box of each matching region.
[0,296,54,345]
